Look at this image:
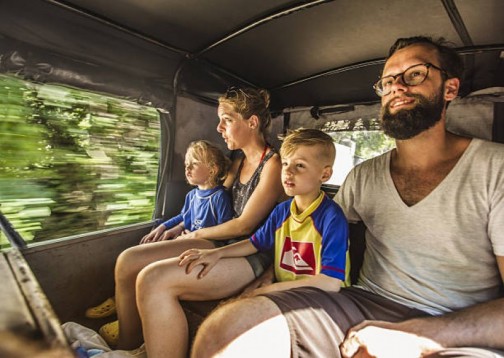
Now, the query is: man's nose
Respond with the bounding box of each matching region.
[388,75,408,95]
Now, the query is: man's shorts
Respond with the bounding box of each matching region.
[262,286,504,358]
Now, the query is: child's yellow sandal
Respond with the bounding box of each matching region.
[99,320,119,347]
[85,297,116,319]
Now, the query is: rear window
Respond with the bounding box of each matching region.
[0,74,160,248]
[323,118,395,186]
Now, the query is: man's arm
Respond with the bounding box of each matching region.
[341,256,504,357]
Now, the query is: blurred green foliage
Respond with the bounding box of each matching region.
[332,130,395,161]
[0,74,160,248]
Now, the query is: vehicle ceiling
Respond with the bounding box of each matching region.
[1,0,503,112]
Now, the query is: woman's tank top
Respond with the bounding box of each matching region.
[231,149,276,217]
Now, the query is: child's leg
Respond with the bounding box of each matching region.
[136,256,255,358]
[114,238,215,350]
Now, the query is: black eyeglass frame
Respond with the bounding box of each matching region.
[373,63,448,97]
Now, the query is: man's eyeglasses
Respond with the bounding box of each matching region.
[373,63,447,97]
[225,86,250,99]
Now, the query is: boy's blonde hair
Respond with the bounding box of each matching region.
[280,128,336,165]
[186,140,231,186]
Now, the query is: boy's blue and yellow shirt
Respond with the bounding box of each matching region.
[251,192,349,283]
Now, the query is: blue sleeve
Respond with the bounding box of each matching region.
[250,201,288,252]
[163,214,183,229]
[163,189,194,229]
[317,200,348,280]
[212,189,234,224]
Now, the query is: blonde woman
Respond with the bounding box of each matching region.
[100,88,283,356]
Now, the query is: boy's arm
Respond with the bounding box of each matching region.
[142,190,193,243]
[140,219,184,244]
[179,239,258,279]
[253,273,341,295]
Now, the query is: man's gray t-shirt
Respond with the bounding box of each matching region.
[335,138,504,315]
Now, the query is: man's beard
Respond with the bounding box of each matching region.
[380,88,446,140]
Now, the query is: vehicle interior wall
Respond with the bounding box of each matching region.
[21,224,151,326]
[0,253,37,335]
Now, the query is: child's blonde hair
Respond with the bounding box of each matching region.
[186,140,231,186]
[280,128,336,165]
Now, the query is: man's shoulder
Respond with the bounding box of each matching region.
[472,138,504,152]
[467,138,504,164]
[351,150,392,176]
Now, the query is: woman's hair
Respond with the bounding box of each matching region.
[218,87,272,134]
[186,140,231,186]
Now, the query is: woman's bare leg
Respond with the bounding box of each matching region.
[115,238,215,349]
[136,256,255,358]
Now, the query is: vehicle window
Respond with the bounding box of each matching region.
[323,119,395,186]
[0,74,160,248]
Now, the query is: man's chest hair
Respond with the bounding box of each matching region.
[390,161,457,207]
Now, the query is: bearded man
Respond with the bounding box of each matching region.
[191,36,504,358]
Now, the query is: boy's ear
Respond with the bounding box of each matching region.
[321,166,333,183]
[209,164,218,178]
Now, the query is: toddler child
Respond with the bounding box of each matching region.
[86,140,233,322]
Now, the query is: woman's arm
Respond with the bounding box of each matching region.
[181,154,284,241]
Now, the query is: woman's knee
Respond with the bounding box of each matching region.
[115,246,141,282]
[136,260,180,299]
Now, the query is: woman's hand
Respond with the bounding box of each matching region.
[340,321,442,358]
[140,224,184,244]
[177,229,200,240]
[178,248,222,279]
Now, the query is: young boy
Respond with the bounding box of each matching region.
[88,140,234,343]
[179,128,348,294]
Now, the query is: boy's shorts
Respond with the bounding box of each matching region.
[213,238,273,278]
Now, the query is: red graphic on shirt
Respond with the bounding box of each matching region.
[279,236,316,275]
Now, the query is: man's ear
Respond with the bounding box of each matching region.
[248,115,259,130]
[444,78,460,101]
[321,166,333,183]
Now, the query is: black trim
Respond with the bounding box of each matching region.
[0,212,27,250]
[441,0,473,46]
[43,0,188,55]
[493,102,504,144]
[194,0,333,57]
